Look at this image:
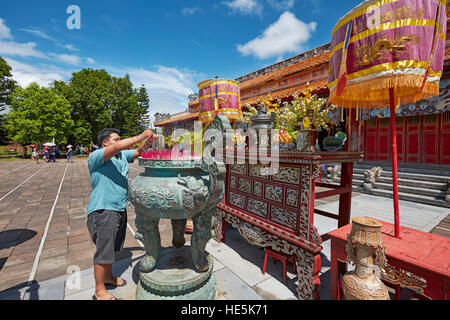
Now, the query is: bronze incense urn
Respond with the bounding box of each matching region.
[128,116,231,299]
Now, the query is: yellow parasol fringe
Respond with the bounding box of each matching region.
[329,74,439,108]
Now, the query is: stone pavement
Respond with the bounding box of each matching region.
[0,159,448,300]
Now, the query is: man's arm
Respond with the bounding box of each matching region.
[103,130,155,162]
[131,138,152,161]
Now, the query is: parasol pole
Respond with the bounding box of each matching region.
[389,87,400,238]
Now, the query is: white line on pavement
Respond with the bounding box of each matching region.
[26,162,69,288]
[127,223,145,248]
[0,163,49,202]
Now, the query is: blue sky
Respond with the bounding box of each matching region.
[0,0,363,123]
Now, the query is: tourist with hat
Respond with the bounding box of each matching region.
[66,145,73,163]
[31,144,38,164]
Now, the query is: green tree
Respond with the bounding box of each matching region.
[6,83,74,146]
[55,69,115,145]
[122,95,142,138]
[0,57,17,113]
[0,57,18,144]
[136,84,150,129]
[110,74,134,132]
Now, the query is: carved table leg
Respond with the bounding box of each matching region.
[213,210,227,243]
[191,210,214,272]
[171,218,187,248]
[294,248,322,300]
[135,211,161,273]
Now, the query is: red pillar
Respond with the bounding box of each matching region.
[389,87,400,238]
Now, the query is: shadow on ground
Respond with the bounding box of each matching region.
[0,229,37,272]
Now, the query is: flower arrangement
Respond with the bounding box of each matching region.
[275,85,337,132]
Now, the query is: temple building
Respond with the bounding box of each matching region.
[155,13,450,165]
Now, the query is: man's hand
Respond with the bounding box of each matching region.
[141,130,157,142]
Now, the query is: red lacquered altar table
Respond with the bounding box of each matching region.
[214,150,363,300]
[329,217,450,300]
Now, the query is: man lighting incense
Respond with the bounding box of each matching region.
[86,128,157,300]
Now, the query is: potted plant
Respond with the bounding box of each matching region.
[275,85,337,152]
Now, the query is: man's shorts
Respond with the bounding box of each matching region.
[86,209,127,265]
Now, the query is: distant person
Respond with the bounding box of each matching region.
[79,144,84,156]
[67,145,73,163]
[86,128,157,300]
[43,146,49,161]
[31,145,38,164]
[48,147,56,162]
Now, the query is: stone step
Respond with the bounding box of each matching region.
[351,173,447,190]
[352,186,450,208]
[352,179,445,198]
[351,168,449,184]
[354,163,450,177]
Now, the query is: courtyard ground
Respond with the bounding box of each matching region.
[0,159,448,300]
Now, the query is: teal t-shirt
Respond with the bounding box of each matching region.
[86,148,135,215]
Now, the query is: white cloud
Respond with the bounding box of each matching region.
[237,11,316,59]
[0,19,46,58]
[64,44,79,51]
[224,0,262,15]
[50,53,81,65]
[0,40,46,58]
[182,7,201,15]
[0,18,12,39]
[267,0,295,10]
[86,57,95,64]
[19,28,54,41]
[5,58,69,87]
[118,65,203,123]
[19,27,80,52]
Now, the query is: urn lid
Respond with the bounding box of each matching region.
[250,104,276,129]
[352,217,382,228]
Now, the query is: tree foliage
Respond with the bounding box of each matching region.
[6,83,74,146]
[52,69,151,145]
[0,56,17,113]
[0,57,17,144]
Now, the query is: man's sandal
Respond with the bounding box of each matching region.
[92,294,117,300]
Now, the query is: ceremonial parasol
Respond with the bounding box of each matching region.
[328,0,447,237]
[43,142,56,147]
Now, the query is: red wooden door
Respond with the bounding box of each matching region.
[406,116,421,163]
[395,117,405,162]
[440,111,450,164]
[377,118,390,161]
[422,114,439,163]
[364,118,377,161]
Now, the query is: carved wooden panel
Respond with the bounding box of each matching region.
[253,181,262,197]
[249,164,270,179]
[246,197,268,218]
[286,188,299,208]
[229,175,236,189]
[264,184,283,203]
[270,205,297,231]
[230,164,247,175]
[238,178,251,193]
[272,166,300,185]
[228,192,245,209]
